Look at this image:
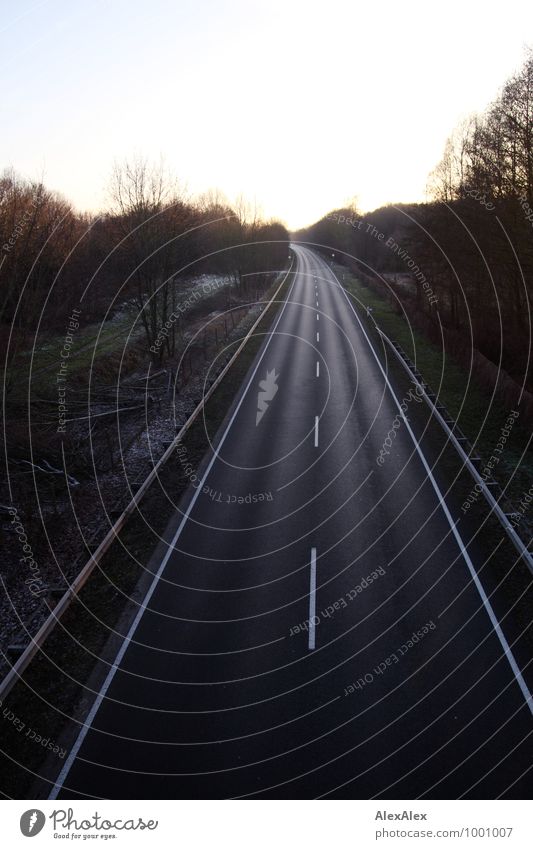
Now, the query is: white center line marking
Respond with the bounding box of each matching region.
[309,547,317,650]
[314,415,319,447]
[316,361,320,377]
[316,314,319,321]
[316,331,320,342]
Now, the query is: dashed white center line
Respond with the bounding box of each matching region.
[316,331,320,342]
[316,314,319,321]
[316,361,320,377]
[314,415,319,447]
[309,547,317,650]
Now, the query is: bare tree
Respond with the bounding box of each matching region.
[109,157,191,362]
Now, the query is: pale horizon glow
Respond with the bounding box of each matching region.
[2,0,533,229]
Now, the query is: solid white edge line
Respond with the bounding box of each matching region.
[380,328,533,576]
[314,416,319,447]
[325,256,533,715]
[49,265,298,799]
[309,547,317,650]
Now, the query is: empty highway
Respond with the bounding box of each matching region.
[50,245,533,799]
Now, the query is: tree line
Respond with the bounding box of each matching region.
[0,159,289,367]
[297,51,533,391]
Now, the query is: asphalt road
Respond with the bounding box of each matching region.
[51,245,533,799]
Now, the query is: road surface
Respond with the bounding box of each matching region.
[51,245,533,799]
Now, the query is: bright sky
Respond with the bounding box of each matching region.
[2,0,533,229]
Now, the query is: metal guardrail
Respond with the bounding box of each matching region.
[0,259,294,702]
[374,325,533,576]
